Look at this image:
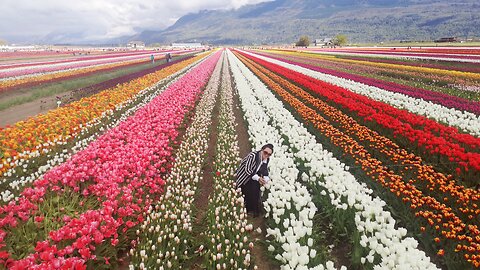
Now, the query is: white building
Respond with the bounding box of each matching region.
[314,38,333,46]
[127,41,145,49]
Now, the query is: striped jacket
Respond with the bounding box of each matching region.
[236,151,269,188]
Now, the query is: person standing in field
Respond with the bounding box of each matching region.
[150,54,155,64]
[236,144,273,217]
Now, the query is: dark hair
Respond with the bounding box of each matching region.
[261,143,274,153]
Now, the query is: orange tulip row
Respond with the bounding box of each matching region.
[234,51,480,267]
[0,54,207,176]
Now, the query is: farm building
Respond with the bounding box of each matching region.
[127,41,145,49]
[314,38,333,46]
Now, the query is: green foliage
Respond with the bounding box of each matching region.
[333,34,348,46]
[296,35,311,47]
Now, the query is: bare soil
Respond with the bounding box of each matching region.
[0,94,63,127]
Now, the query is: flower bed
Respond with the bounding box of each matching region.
[0,51,221,269]
[229,49,440,269]
[0,53,207,186]
[237,50,480,184]
[229,49,344,270]
[254,50,480,114]
[128,51,225,269]
[233,50,479,269]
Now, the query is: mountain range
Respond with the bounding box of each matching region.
[132,0,480,45]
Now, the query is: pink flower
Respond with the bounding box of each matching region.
[93,231,103,244]
[63,215,71,223]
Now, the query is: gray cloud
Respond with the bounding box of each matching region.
[0,0,266,44]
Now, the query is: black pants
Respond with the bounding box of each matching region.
[241,180,260,215]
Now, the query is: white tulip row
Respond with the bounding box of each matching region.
[228,49,341,270]
[228,50,440,270]
[129,53,225,269]
[202,55,255,269]
[240,50,480,137]
[0,55,209,203]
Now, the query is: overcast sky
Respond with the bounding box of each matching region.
[0,0,266,44]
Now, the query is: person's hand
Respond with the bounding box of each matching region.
[259,177,266,186]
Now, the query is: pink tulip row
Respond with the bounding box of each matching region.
[0,50,191,79]
[0,51,221,269]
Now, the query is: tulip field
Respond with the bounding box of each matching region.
[0,46,479,269]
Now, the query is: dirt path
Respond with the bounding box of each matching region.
[0,94,66,127]
[188,53,279,270]
[194,93,219,222]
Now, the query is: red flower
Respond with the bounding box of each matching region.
[0,251,9,259]
[125,220,135,228]
[93,231,104,244]
[33,216,44,224]
[78,248,91,259]
[216,171,221,177]
[111,238,119,246]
